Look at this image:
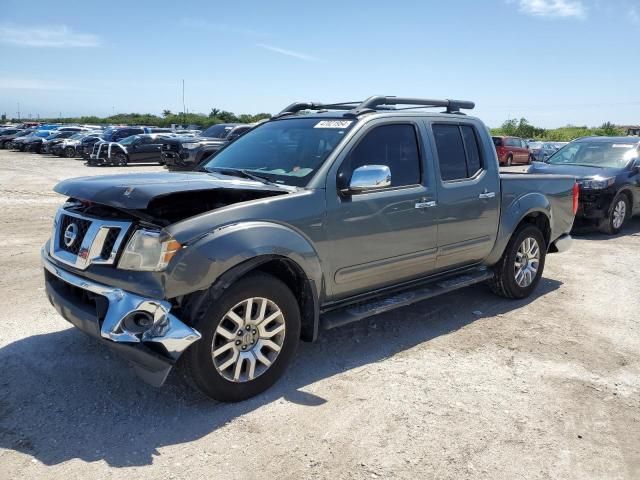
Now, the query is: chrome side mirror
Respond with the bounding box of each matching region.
[349,165,391,193]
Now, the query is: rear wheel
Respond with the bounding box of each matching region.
[599,194,629,235]
[489,224,546,299]
[182,272,300,402]
[64,146,76,158]
[506,155,513,167]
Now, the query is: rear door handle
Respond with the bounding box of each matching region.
[478,192,496,199]
[415,200,437,209]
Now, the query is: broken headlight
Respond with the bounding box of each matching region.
[118,229,182,271]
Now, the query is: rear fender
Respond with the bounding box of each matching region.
[485,192,551,265]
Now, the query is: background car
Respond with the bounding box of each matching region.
[492,136,532,166]
[0,128,29,149]
[11,130,53,151]
[88,133,174,166]
[161,123,252,171]
[528,141,558,162]
[529,137,640,234]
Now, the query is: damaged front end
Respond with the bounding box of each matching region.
[43,248,201,386]
[43,171,292,385]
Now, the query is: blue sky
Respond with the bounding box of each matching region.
[0,0,638,128]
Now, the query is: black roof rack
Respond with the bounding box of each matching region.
[275,96,474,119]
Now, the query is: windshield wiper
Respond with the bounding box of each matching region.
[206,167,276,186]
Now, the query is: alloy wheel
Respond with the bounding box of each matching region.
[212,297,286,383]
[514,237,540,288]
[612,200,626,230]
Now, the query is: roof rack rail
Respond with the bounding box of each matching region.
[348,96,475,116]
[274,102,361,118]
[275,96,475,119]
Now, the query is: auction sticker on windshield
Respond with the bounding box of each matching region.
[314,120,353,129]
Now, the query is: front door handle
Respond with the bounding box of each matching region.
[479,191,496,199]
[415,200,437,209]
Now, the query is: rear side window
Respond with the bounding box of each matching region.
[433,124,484,181]
[345,124,421,187]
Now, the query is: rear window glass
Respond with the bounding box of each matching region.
[492,137,503,147]
[433,124,484,181]
[433,125,468,181]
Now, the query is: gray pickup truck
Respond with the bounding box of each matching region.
[42,96,578,402]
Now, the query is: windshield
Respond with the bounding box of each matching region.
[547,140,639,168]
[69,133,85,140]
[203,118,354,186]
[35,131,50,138]
[202,124,235,139]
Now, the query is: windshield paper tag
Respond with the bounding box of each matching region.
[612,144,634,148]
[314,120,353,129]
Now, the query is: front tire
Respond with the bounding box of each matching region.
[489,224,546,299]
[183,272,300,402]
[599,194,629,235]
[112,153,127,166]
[64,146,76,158]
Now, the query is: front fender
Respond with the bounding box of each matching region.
[485,192,551,265]
[164,221,323,301]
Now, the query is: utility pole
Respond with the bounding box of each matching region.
[17,102,20,121]
[182,79,186,127]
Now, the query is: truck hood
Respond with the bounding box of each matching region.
[528,162,622,179]
[54,171,292,210]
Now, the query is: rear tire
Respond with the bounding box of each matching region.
[598,194,629,235]
[182,272,301,402]
[489,224,546,299]
[64,147,76,158]
[506,155,513,167]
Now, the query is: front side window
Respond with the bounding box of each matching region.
[342,124,421,188]
[204,118,354,187]
[433,124,484,181]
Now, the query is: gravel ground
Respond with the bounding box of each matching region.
[0,149,638,479]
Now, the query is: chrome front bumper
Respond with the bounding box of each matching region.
[42,248,201,386]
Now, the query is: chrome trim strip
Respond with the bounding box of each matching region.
[50,207,132,270]
[42,248,201,359]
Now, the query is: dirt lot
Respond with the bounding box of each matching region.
[0,149,638,480]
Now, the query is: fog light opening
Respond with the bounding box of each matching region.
[122,311,155,335]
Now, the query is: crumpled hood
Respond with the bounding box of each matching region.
[54,171,290,209]
[528,162,622,179]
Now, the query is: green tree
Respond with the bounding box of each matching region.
[162,109,172,118]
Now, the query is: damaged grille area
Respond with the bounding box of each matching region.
[59,214,91,254]
[100,228,121,260]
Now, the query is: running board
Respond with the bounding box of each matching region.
[320,268,493,330]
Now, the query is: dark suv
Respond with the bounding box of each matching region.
[161,123,253,171]
[530,136,640,233]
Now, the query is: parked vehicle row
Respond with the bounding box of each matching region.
[40,96,579,402]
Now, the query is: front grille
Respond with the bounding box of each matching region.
[100,228,121,259]
[58,214,91,254]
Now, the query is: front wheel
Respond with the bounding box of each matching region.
[489,224,546,299]
[182,272,300,402]
[112,153,127,166]
[599,194,629,235]
[64,146,76,158]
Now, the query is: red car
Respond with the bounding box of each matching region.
[492,136,532,166]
